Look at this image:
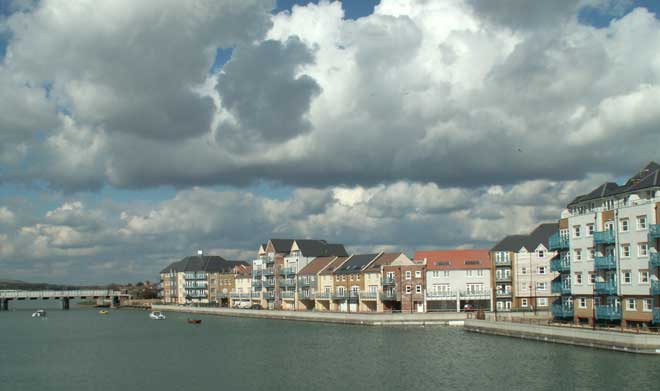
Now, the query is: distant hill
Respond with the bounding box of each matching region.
[0,279,104,291]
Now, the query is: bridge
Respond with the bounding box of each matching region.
[0,290,130,310]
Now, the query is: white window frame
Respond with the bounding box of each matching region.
[579,298,587,309]
[626,298,636,311]
[521,298,528,307]
[639,270,650,284]
[415,285,422,294]
[537,298,548,307]
[620,218,629,233]
[574,249,582,261]
[575,272,583,285]
[621,244,630,258]
[622,270,632,285]
[637,215,647,230]
[405,271,411,280]
[586,223,594,237]
[638,243,648,257]
[573,225,581,238]
[415,270,422,278]
[643,299,653,312]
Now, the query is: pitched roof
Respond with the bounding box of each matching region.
[294,240,348,257]
[414,249,491,270]
[319,256,350,275]
[298,256,337,275]
[568,162,660,206]
[490,223,559,252]
[335,253,379,275]
[269,239,295,253]
[364,252,404,272]
[160,256,249,274]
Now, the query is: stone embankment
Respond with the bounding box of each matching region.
[464,319,660,354]
[151,305,467,326]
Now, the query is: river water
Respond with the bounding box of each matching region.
[1,302,660,391]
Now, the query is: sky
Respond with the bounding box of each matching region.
[0,0,659,284]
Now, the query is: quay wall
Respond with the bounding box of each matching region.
[151,305,467,326]
[464,320,660,355]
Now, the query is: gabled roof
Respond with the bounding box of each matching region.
[319,256,350,275]
[415,249,490,270]
[364,252,405,272]
[294,240,348,257]
[568,162,660,206]
[268,239,295,253]
[298,256,337,275]
[335,253,379,275]
[160,256,248,274]
[490,223,559,252]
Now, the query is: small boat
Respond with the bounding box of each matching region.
[32,309,46,318]
[149,311,166,320]
[99,310,109,315]
[187,318,202,324]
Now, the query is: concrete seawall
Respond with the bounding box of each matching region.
[464,320,660,354]
[151,305,467,326]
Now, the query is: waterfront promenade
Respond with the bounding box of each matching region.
[151,305,467,325]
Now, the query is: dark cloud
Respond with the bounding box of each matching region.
[216,37,321,147]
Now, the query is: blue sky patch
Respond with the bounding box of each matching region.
[209,47,234,74]
[275,0,380,20]
[579,1,660,28]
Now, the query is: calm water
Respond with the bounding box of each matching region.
[2,302,660,391]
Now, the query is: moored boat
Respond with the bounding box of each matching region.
[32,309,46,318]
[99,310,109,315]
[149,311,166,320]
[187,318,202,324]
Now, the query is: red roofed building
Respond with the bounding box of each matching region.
[414,249,492,312]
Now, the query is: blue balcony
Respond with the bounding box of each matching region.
[651,280,660,295]
[298,291,314,300]
[594,231,616,245]
[548,232,570,250]
[264,292,275,300]
[250,292,261,299]
[359,291,378,300]
[653,308,660,324]
[278,279,296,287]
[594,255,616,270]
[551,280,571,295]
[299,279,314,287]
[281,291,295,299]
[594,281,617,295]
[252,270,263,277]
[650,224,660,240]
[263,280,275,288]
[251,280,262,288]
[280,267,296,276]
[552,303,574,318]
[550,257,570,273]
[382,277,396,285]
[595,305,622,321]
[650,252,660,269]
[380,291,399,301]
[315,292,332,300]
[262,268,275,276]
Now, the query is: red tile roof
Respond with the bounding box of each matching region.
[414,249,491,270]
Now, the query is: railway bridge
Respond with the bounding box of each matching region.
[0,290,130,310]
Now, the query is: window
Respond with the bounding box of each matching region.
[579,298,587,309]
[349,275,353,281]
[433,283,450,293]
[575,272,583,285]
[626,298,636,311]
[622,270,632,284]
[442,271,450,277]
[620,218,629,232]
[574,249,582,261]
[537,266,547,275]
[587,223,594,236]
[536,282,547,291]
[386,272,395,279]
[341,275,346,281]
[521,298,528,307]
[639,270,650,284]
[405,271,411,280]
[537,298,548,307]
[638,243,648,257]
[465,270,473,277]
[588,248,595,260]
[335,275,339,281]
[356,275,360,281]
[643,299,653,312]
[405,285,411,294]
[415,285,422,294]
[621,244,630,258]
[573,225,581,238]
[477,270,484,277]
[537,250,545,258]
[521,267,527,275]
[589,272,596,285]
[637,215,647,230]
[431,271,439,278]
[415,270,421,278]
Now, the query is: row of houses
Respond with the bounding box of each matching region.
[158,162,660,326]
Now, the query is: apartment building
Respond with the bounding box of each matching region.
[417,249,492,312]
[229,269,253,307]
[296,256,338,310]
[490,224,558,312]
[551,162,660,327]
[333,253,380,312]
[316,256,350,311]
[382,257,426,313]
[359,252,408,312]
[159,253,248,304]
[251,239,347,310]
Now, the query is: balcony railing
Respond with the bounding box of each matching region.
[332,292,357,300]
[263,280,276,288]
[281,291,295,299]
[280,267,296,275]
[252,270,263,277]
[251,281,262,288]
[229,292,252,299]
[426,291,456,299]
[650,252,660,269]
[594,281,617,295]
[494,258,511,266]
[594,255,616,270]
[654,308,660,324]
[382,277,396,285]
[495,274,512,282]
[315,292,332,300]
[548,232,570,250]
[551,280,571,295]
[593,231,616,245]
[495,291,512,297]
[250,292,262,299]
[550,257,570,273]
[264,292,275,300]
[359,291,378,300]
[380,291,399,301]
[279,279,296,287]
[595,305,622,321]
[651,280,660,295]
[551,303,574,318]
[649,224,660,240]
[298,291,315,300]
[262,268,275,276]
[299,279,314,287]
